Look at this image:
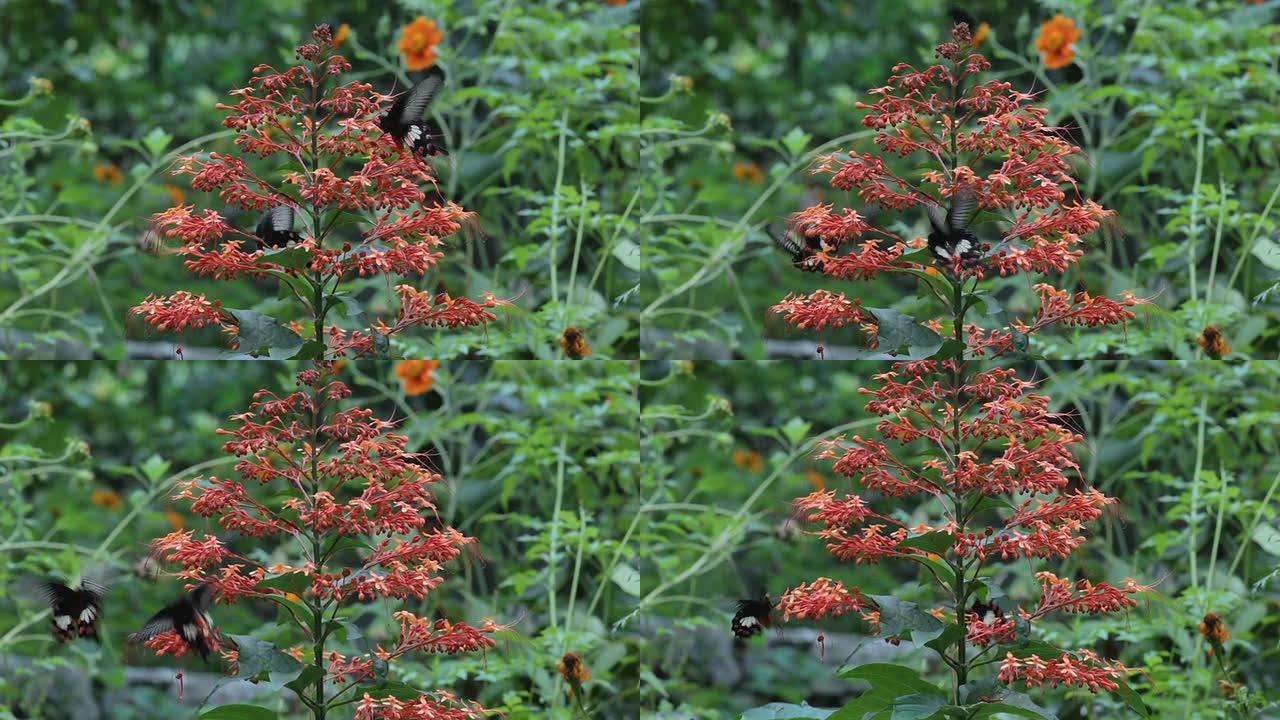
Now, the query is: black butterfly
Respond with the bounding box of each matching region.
[379,67,447,158]
[33,579,107,643]
[925,184,983,267]
[129,583,218,660]
[255,205,302,248]
[769,226,827,274]
[969,598,1004,625]
[731,593,774,638]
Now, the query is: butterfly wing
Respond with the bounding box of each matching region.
[768,227,803,257]
[731,595,773,638]
[946,183,978,231]
[268,205,294,233]
[396,67,446,124]
[925,201,949,236]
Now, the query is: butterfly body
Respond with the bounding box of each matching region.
[732,593,774,638]
[130,584,218,660]
[380,67,448,158]
[255,205,301,248]
[969,599,1004,625]
[36,580,106,643]
[925,184,984,268]
[769,227,827,274]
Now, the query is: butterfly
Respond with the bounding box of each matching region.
[32,578,108,643]
[255,205,302,248]
[968,598,1004,625]
[129,584,218,660]
[379,67,448,158]
[731,593,774,638]
[925,183,984,268]
[768,226,828,274]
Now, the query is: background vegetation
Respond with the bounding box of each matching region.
[639,359,1280,718]
[639,0,1280,359]
[0,360,640,719]
[0,0,639,359]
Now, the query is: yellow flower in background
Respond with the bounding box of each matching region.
[93,164,124,186]
[91,488,122,511]
[805,468,825,491]
[333,23,351,47]
[164,509,184,530]
[732,448,764,473]
[1035,14,1080,70]
[164,184,185,206]
[732,162,763,185]
[398,16,443,71]
[395,360,440,396]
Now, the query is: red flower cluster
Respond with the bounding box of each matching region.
[131,25,506,357]
[145,364,500,716]
[769,23,1144,353]
[781,360,1144,697]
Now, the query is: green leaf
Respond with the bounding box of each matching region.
[612,238,641,270]
[1249,235,1280,270]
[199,705,278,720]
[361,681,427,701]
[968,702,1053,719]
[961,681,1054,718]
[610,562,640,596]
[227,309,303,358]
[257,573,311,595]
[741,702,836,719]
[1115,677,1151,718]
[139,454,171,483]
[781,417,812,445]
[228,635,302,680]
[898,531,954,556]
[1251,523,1280,556]
[864,308,944,358]
[260,245,313,269]
[837,663,947,698]
[867,595,946,645]
[1005,640,1064,659]
[781,127,812,156]
[292,339,327,360]
[142,127,173,156]
[283,665,324,698]
[331,293,364,318]
[890,693,945,719]
[922,624,963,656]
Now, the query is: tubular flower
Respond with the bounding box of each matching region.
[396,360,440,395]
[140,366,498,719]
[768,24,1143,353]
[782,360,1145,702]
[129,25,506,357]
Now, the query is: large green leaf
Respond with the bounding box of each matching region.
[867,595,947,645]
[831,664,948,720]
[863,307,945,358]
[898,531,954,556]
[283,665,324,698]
[889,693,945,719]
[228,634,303,680]
[227,308,303,358]
[741,703,838,719]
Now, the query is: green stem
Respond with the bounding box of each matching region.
[1186,107,1207,305]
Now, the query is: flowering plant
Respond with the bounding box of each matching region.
[130,25,505,359]
[780,361,1150,716]
[145,363,501,719]
[770,23,1144,358]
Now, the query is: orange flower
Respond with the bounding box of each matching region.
[1036,14,1080,70]
[732,448,764,473]
[732,162,763,184]
[398,16,443,71]
[164,509,185,530]
[333,23,350,47]
[805,469,825,491]
[972,22,990,46]
[395,360,440,396]
[93,164,124,186]
[91,488,122,511]
[164,184,185,206]
[330,359,348,374]
[603,0,626,4]
[558,326,593,359]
